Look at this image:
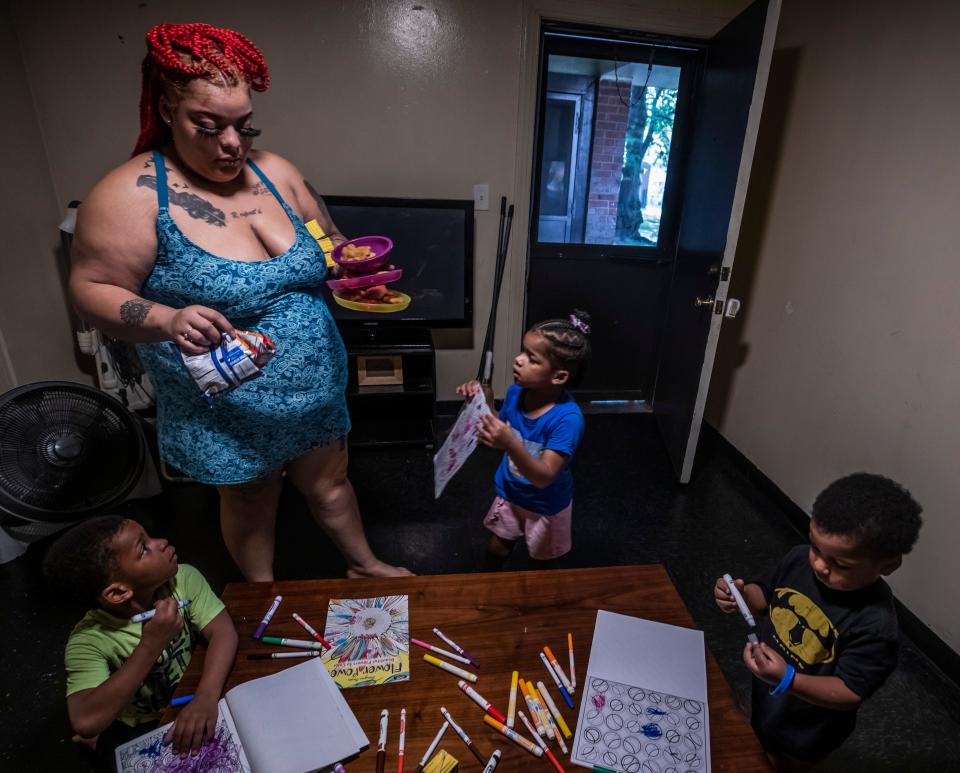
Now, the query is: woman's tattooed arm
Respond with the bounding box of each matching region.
[119,299,155,327]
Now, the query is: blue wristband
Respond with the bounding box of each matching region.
[769,665,796,695]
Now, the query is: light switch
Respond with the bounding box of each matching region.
[473,184,489,211]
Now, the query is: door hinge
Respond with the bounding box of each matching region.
[714,300,723,315]
[720,266,731,281]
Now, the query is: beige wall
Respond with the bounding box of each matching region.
[0,8,87,386]
[10,0,745,397]
[708,0,960,650]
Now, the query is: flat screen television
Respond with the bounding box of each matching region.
[321,196,474,328]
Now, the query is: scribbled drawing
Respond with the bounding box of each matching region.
[116,723,244,773]
[573,676,708,772]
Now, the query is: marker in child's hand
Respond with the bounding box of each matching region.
[170,695,193,707]
[723,573,759,643]
[130,599,191,623]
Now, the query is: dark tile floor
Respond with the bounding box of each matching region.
[2,413,958,771]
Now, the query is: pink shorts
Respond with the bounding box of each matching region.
[483,496,572,560]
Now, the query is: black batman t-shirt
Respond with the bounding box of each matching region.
[750,545,899,760]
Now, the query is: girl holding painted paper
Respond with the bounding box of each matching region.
[457,311,590,567]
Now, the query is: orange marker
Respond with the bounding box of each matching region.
[483,714,543,757]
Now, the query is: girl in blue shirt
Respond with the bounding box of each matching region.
[458,310,591,568]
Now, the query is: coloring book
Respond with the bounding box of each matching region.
[115,657,366,773]
[321,595,410,689]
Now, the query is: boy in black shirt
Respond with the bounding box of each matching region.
[714,473,922,770]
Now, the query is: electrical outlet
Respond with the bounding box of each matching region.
[473,184,489,211]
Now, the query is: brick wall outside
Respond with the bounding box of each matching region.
[585,80,629,243]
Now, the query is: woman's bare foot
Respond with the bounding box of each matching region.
[347,560,414,578]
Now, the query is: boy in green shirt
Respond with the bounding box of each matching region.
[44,516,237,766]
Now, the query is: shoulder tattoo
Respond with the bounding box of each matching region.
[136,175,227,227]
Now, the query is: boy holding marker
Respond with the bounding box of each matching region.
[44,516,237,768]
[714,474,922,769]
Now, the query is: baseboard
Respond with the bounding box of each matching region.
[701,421,960,689]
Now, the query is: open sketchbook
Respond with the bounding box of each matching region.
[115,657,367,773]
[571,610,711,773]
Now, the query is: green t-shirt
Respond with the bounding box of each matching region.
[64,563,225,727]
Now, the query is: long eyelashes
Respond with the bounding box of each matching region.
[195,126,262,138]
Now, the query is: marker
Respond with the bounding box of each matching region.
[170,695,193,707]
[507,670,519,728]
[536,681,572,739]
[524,678,554,740]
[376,709,388,773]
[432,627,479,667]
[457,680,507,723]
[334,765,346,773]
[482,749,501,773]
[518,711,565,773]
[253,595,282,639]
[533,684,568,754]
[540,652,575,709]
[567,633,576,690]
[292,613,333,650]
[411,637,472,666]
[482,714,543,757]
[518,678,544,736]
[440,706,486,765]
[723,573,757,626]
[260,636,325,651]
[592,768,618,773]
[544,646,574,694]
[130,599,191,623]
[415,721,449,773]
[397,707,406,773]
[423,654,477,683]
[248,651,321,660]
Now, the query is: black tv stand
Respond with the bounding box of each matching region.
[340,326,436,449]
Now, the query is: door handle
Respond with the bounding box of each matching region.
[695,296,714,307]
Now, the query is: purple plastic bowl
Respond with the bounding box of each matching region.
[331,236,393,272]
[326,267,402,291]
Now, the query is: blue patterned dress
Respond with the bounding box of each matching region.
[136,151,350,484]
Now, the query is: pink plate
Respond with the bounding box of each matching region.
[326,267,402,291]
[331,236,393,272]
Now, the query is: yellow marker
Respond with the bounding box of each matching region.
[305,219,336,267]
[525,678,555,740]
[537,680,572,740]
[507,670,519,729]
[423,654,478,683]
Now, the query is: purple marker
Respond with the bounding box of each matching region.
[433,627,479,668]
[253,595,282,640]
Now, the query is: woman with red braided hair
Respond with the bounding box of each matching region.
[71,23,410,585]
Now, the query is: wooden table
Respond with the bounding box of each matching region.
[166,566,770,771]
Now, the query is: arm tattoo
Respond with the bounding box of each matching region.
[303,179,345,239]
[120,299,155,327]
[136,175,226,227]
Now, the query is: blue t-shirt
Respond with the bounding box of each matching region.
[494,384,584,515]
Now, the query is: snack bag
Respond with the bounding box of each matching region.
[180,330,277,402]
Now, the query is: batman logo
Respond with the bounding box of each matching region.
[770,587,838,665]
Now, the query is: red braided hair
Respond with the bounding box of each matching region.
[133,23,269,156]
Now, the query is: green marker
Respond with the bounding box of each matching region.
[592,767,618,773]
[259,636,324,650]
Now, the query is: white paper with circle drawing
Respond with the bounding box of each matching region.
[571,610,711,772]
[433,390,492,497]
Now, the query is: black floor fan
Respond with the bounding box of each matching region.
[0,381,147,562]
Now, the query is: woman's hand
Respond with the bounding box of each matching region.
[742,641,788,686]
[455,380,482,398]
[165,693,220,754]
[162,305,235,354]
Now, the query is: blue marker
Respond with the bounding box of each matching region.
[130,599,191,623]
[539,652,575,709]
[170,695,193,707]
